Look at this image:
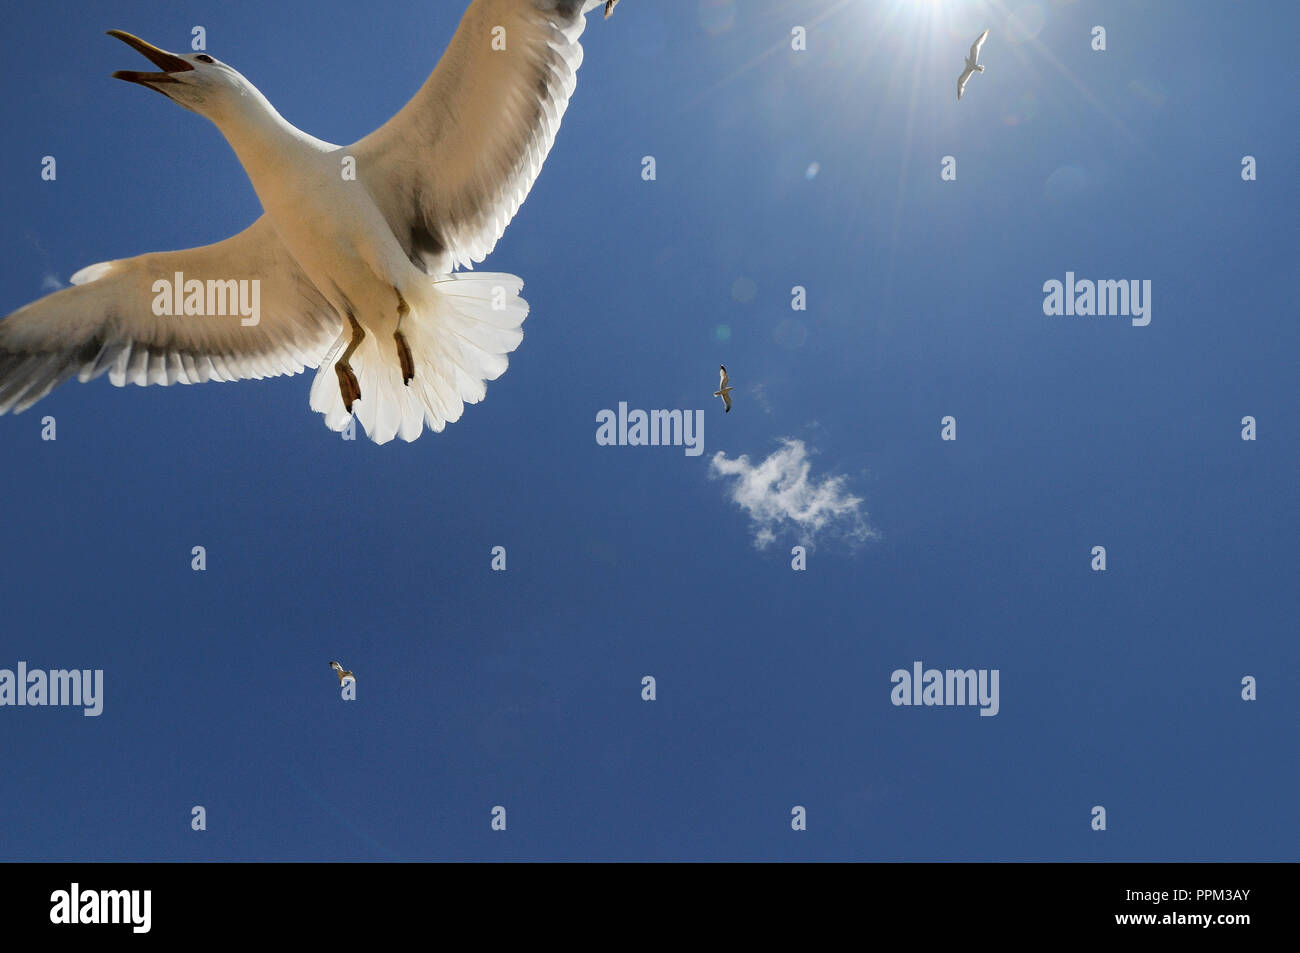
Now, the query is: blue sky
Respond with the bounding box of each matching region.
[0,0,1295,860]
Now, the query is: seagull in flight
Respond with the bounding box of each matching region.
[0,1,621,444]
[957,29,989,101]
[713,365,733,413]
[330,661,356,685]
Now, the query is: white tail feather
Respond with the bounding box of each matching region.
[309,272,527,444]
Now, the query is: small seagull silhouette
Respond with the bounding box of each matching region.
[957,29,990,101]
[605,0,619,17]
[713,365,733,413]
[329,660,355,684]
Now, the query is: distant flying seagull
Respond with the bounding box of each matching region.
[713,365,733,413]
[0,1,621,444]
[957,29,989,101]
[330,661,355,685]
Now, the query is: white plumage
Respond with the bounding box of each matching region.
[957,29,989,101]
[713,364,733,413]
[0,0,618,444]
[330,660,356,684]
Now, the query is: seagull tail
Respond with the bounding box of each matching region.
[308,273,528,444]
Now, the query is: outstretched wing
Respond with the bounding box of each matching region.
[721,391,731,413]
[718,365,729,389]
[0,217,340,415]
[957,66,975,100]
[969,29,989,61]
[350,0,611,276]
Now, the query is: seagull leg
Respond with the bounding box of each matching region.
[393,289,415,387]
[334,312,364,413]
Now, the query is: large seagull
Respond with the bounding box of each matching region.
[0,0,620,444]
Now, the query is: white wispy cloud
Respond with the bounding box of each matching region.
[748,380,774,416]
[709,438,876,550]
[40,274,63,291]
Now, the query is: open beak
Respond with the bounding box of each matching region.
[107,30,194,91]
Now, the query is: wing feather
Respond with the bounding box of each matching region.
[0,217,340,414]
[957,66,974,100]
[350,0,609,275]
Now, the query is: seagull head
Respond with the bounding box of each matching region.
[108,31,249,117]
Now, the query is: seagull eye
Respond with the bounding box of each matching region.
[195,54,215,64]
